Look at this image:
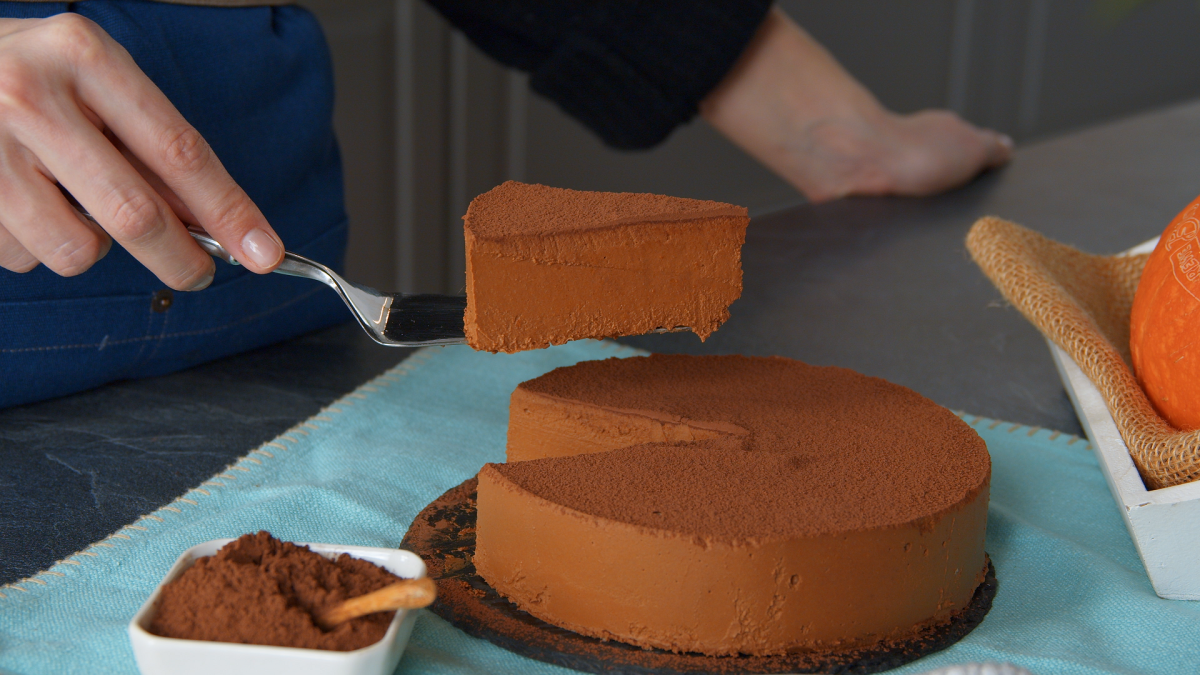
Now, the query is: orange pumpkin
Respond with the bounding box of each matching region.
[1130,194,1200,431]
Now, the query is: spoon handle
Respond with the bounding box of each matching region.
[316,577,437,629]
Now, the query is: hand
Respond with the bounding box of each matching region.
[701,7,1012,204]
[0,14,283,289]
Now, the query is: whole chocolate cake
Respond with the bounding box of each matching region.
[475,354,991,657]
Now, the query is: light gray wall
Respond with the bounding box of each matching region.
[302,0,1200,294]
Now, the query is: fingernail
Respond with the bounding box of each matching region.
[241,228,283,269]
[998,134,1014,150]
[188,272,214,291]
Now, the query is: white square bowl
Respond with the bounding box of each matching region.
[1047,236,1200,600]
[128,539,426,675]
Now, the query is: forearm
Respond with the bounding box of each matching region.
[700,7,1011,202]
[701,7,885,153]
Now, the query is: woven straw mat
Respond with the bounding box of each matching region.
[967,217,1200,490]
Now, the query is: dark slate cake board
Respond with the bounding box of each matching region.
[401,477,996,675]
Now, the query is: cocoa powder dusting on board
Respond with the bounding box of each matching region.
[149,531,402,651]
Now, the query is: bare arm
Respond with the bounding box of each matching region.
[701,7,1012,203]
[0,14,282,289]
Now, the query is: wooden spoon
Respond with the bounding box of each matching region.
[315,577,437,630]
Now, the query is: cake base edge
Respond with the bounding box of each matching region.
[401,477,997,675]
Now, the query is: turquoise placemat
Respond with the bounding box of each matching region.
[1,340,1198,674]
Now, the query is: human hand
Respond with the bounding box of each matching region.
[701,7,1012,204]
[767,107,1013,202]
[0,14,283,289]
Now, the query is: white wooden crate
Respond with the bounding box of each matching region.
[1046,237,1200,600]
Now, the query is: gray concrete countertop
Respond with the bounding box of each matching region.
[5,101,1200,585]
[628,101,1200,430]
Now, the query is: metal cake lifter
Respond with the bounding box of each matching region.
[189,230,466,346]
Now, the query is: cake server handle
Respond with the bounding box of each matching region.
[188,229,466,347]
[188,228,342,284]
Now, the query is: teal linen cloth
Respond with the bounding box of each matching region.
[1,340,1198,675]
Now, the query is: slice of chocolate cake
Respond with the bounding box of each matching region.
[463,181,747,353]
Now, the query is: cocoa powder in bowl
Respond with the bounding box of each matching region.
[148,531,403,651]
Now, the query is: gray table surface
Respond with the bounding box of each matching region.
[5,101,1200,586]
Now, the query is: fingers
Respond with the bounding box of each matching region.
[115,138,200,227]
[55,16,283,273]
[0,13,276,288]
[18,95,216,290]
[932,110,1013,171]
[981,129,1014,168]
[876,110,1013,197]
[0,222,39,273]
[0,157,113,277]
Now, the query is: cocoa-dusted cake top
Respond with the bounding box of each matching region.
[464,180,746,239]
[498,354,990,538]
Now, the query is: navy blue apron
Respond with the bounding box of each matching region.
[0,1,349,407]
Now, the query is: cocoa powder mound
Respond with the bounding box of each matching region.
[148,531,402,651]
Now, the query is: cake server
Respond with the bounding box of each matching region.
[189,230,466,347]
